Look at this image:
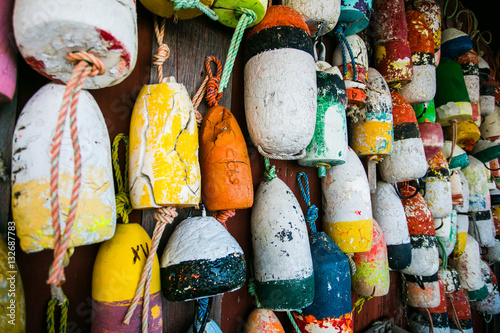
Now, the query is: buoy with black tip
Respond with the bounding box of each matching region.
[409,277,450,332]
[457,50,480,106]
[478,56,496,117]
[447,288,473,333]
[244,5,316,160]
[371,181,412,270]
[471,140,500,164]
[480,105,500,143]
[440,28,473,60]
[442,140,470,171]
[379,92,428,183]
[251,159,314,311]
[413,99,436,123]
[405,273,441,308]
[0,0,15,103]
[322,147,373,253]
[243,309,285,333]
[470,260,500,314]
[282,0,340,36]
[410,0,442,54]
[419,120,444,161]
[292,172,353,332]
[336,0,373,36]
[299,61,348,178]
[424,151,452,219]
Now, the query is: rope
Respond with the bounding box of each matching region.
[194,297,212,333]
[437,238,448,268]
[443,0,458,28]
[334,22,357,80]
[296,172,318,233]
[192,75,209,124]
[47,52,105,287]
[153,17,170,83]
[257,145,307,160]
[455,9,492,57]
[352,295,373,314]
[426,308,435,333]
[218,8,257,94]
[287,311,302,333]
[448,120,458,165]
[112,134,133,224]
[346,253,357,275]
[205,56,223,106]
[447,294,464,333]
[46,294,69,333]
[214,210,235,229]
[247,259,262,308]
[123,206,178,332]
[172,0,218,21]
[401,272,410,327]
[264,157,277,181]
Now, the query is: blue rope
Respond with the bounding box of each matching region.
[334,22,358,80]
[297,172,318,233]
[195,297,210,333]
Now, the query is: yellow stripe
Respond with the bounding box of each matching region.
[323,219,373,253]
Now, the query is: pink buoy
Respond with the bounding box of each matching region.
[418,121,443,160]
[0,0,15,103]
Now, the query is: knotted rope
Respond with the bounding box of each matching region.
[205,56,223,106]
[296,172,318,233]
[214,209,235,229]
[47,285,69,333]
[153,17,170,83]
[264,157,277,181]
[47,52,105,289]
[352,295,373,314]
[334,22,358,80]
[172,0,218,21]
[112,134,133,224]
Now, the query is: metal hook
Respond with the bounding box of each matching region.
[393,180,421,200]
[313,37,326,62]
[415,276,426,290]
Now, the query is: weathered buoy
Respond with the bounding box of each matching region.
[470,260,500,314]
[92,223,162,332]
[187,319,223,333]
[282,0,340,36]
[424,151,452,219]
[434,58,472,125]
[447,289,473,333]
[322,147,373,253]
[400,185,439,276]
[471,140,500,164]
[438,266,461,295]
[371,181,412,270]
[251,177,314,310]
[405,273,441,308]
[371,0,413,86]
[399,10,436,104]
[0,236,25,331]
[337,0,373,36]
[0,0,15,103]
[411,0,442,53]
[379,92,428,183]
[440,28,473,60]
[161,216,246,301]
[444,119,480,152]
[199,104,253,211]
[244,5,316,160]
[12,83,116,253]
[457,50,480,105]
[299,62,348,177]
[480,105,500,143]
[454,170,470,214]
[413,99,436,123]
[453,213,469,259]
[409,278,450,332]
[436,211,458,258]
[243,309,285,333]
[418,121,443,160]
[13,0,137,89]
[478,56,496,117]
[139,0,213,20]
[450,171,464,206]
[129,79,201,209]
[441,141,469,171]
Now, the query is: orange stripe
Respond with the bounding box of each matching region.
[247,5,310,40]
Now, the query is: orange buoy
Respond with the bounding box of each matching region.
[405,273,441,308]
[447,289,473,333]
[409,277,450,332]
[243,309,285,333]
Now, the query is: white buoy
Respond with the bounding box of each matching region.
[470,260,500,314]
[282,0,341,36]
[453,170,470,213]
[424,152,453,219]
[480,106,500,143]
[453,213,469,259]
[450,235,485,294]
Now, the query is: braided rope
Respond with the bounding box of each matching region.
[205,56,223,106]
[264,157,277,181]
[192,75,209,124]
[172,0,218,21]
[218,8,257,94]
[153,17,169,83]
[47,52,104,287]
[334,22,357,80]
[47,298,56,333]
[214,209,235,229]
[112,134,133,224]
[194,297,212,333]
[352,295,373,314]
[60,297,68,333]
[46,295,69,333]
[296,172,318,233]
[346,253,357,275]
[287,311,302,333]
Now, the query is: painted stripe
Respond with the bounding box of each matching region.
[460,62,479,76]
[393,122,421,141]
[246,5,310,39]
[405,272,438,283]
[387,243,412,270]
[256,274,315,311]
[412,52,435,66]
[467,284,489,301]
[441,34,473,59]
[411,310,449,328]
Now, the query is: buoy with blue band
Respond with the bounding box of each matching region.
[299,62,348,177]
[322,147,373,253]
[409,277,450,332]
[371,181,412,270]
[244,5,316,160]
[282,0,340,36]
[413,99,436,123]
[0,0,15,103]
[243,309,285,333]
[440,28,473,60]
[405,273,441,308]
[457,50,480,106]
[470,260,500,314]
[139,0,214,20]
[424,151,452,219]
[337,0,373,36]
[447,289,473,333]
[478,56,496,117]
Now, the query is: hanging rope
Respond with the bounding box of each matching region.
[218,8,257,94]
[426,308,435,333]
[205,56,223,106]
[214,209,236,229]
[172,0,218,21]
[264,157,277,181]
[455,9,492,57]
[352,295,373,314]
[443,0,459,28]
[437,238,448,268]
[153,17,170,83]
[193,297,213,333]
[192,75,209,124]
[46,286,69,333]
[286,311,302,333]
[247,259,262,308]
[296,172,318,233]
[334,22,358,80]
[401,272,410,327]
[47,52,105,288]
[447,294,464,333]
[447,119,458,165]
[112,134,133,224]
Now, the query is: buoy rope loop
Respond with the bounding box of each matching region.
[218,8,256,94]
[264,157,277,181]
[443,0,458,27]
[153,17,170,83]
[205,56,223,106]
[447,293,464,333]
[297,172,318,233]
[394,181,420,200]
[192,75,209,124]
[173,0,218,21]
[483,162,500,171]
[286,311,302,333]
[334,22,357,80]
[437,238,448,268]
[112,134,133,224]
[194,297,213,333]
[214,209,236,229]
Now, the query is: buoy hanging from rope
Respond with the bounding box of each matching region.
[244,5,316,160]
[139,0,216,20]
[440,28,473,60]
[443,119,480,152]
[447,288,473,333]
[298,62,348,178]
[424,151,453,219]
[419,121,444,160]
[480,105,500,143]
[478,56,496,117]
[0,0,15,102]
[213,0,267,28]
[243,309,285,333]
[413,99,437,123]
[409,277,450,332]
[470,260,500,314]
[442,140,470,171]
[322,147,373,253]
[399,10,436,104]
[457,50,480,107]
[371,181,412,270]
[379,92,428,183]
[251,160,314,311]
[13,0,137,89]
[282,0,341,36]
[336,0,373,36]
[405,273,441,308]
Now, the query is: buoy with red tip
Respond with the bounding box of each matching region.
[410,0,442,53]
[440,28,473,60]
[299,62,348,177]
[0,0,15,103]
[447,289,473,333]
[244,5,317,160]
[13,0,137,89]
[457,50,480,106]
[478,56,496,117]
[400,185,439,276]
[405,273,441,308]
[371,181,412,270]
[480,105,500,143]
[379,92,428,183]
[243,309,285,333]
[424,151,452,219]
[418,121,443,160]
[12,83,116,253]
[282,0,340,36]
[409,277,450,332]
[336,0,373,36]
[470,260,500,314]
[322,147,373,253]
[399,10,436,104]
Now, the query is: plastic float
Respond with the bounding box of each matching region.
[423,152,452,219]
[282,0,341,36]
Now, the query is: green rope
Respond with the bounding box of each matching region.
[443,0,458,28]
[112,134,133,224]
[218,8,257,94]
[172,0,218,21]
[264,157,277,181]
[60,298,69,333]
[437,237,448,268]
[47,297,69,333]
[287,311,302,333]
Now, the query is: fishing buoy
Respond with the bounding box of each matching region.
[352,219,390,296]
[418,121,443,160]
[399,10,436,104]
[92,223,162,332]
[244,5,316,160]
[478,56,496,117]
[434,58,472,125]
[400,185,439,276]
[411,0,442,53]
[450,235,486,298]
[471,140,500,164]
[484,239,500,263]
[453,213,469,258]
[454,170,470,213]
[299,63,348,177]
[243,309,285,333]
[282,0,340,36]
[371,181,412,270]
[405,273,441,308]
[409,278,450,332]
[139,0,213,20]
[322,147,373,253]
[161,216,246,301]
[438,266,461,294]
[413,100,436,123]
[450,171,464,206]
[337,0,373,36]
[457,50,480,105]
[447,289,473,333]
[480,105,500,143]
[468,210,495,248]
[12,83,116,253]
[13,0,137,89]
[251,176,314,310]
[129,79,201,209]
[442,141,469,171]
[436,211,457,258]
[0,0,15,102]
[0,236,25,331]
[424,152,452,219]
[470,260,500,314]
[199,105,253,211]
[371,0,413,86]
[444,119,480,152]
[187,319,223,333]
[379,92,428,183]
[440,28,473,60]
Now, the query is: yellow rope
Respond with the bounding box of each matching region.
[112,134,132,224]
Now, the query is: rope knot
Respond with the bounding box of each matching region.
[153,207,178,225]
[153,43,171,68]
[67,52,105,76]
[205,56,223,106]
[264,157,277,181]
[236,7,257,23]
[297,172,318,233]
[174,0,198,10]
[214,209,235,229]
